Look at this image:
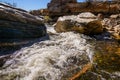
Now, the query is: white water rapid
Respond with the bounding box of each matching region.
[0,25,94,80]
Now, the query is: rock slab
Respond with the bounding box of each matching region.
[0,3,46,39]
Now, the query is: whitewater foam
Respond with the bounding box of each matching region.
[0,27,94,80]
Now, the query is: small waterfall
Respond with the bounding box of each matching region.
[0,26,94,80]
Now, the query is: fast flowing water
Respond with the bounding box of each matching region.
[0,26,94,80]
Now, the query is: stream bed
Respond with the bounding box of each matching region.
[0,25,120,80]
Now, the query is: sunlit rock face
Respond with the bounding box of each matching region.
[47,0,77,12]
[0,3,46,39]
[102,14,120,40]
[54,12,103,35]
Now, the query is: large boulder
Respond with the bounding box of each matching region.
[54,20,85,33]
[0,3,46,39]
[54,12,103,35]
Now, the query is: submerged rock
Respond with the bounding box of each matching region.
[0,54,11,67]
[94,41,120,72]
[54,12,103,35]
[75,41,120,80]
[0,3,46,39]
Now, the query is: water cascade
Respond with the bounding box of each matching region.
[0,26,94,80]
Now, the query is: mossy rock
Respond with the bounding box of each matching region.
[76,41,120,80]
[94,41,120,72]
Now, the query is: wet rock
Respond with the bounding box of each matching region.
[55,12,103,35]
[79,70,120,80]
[77,41,120,80]
[94,41,120,72]
[78,71,104,80]
[0,3,46,39]
[0,54,11,67]
[92,31,112,40]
